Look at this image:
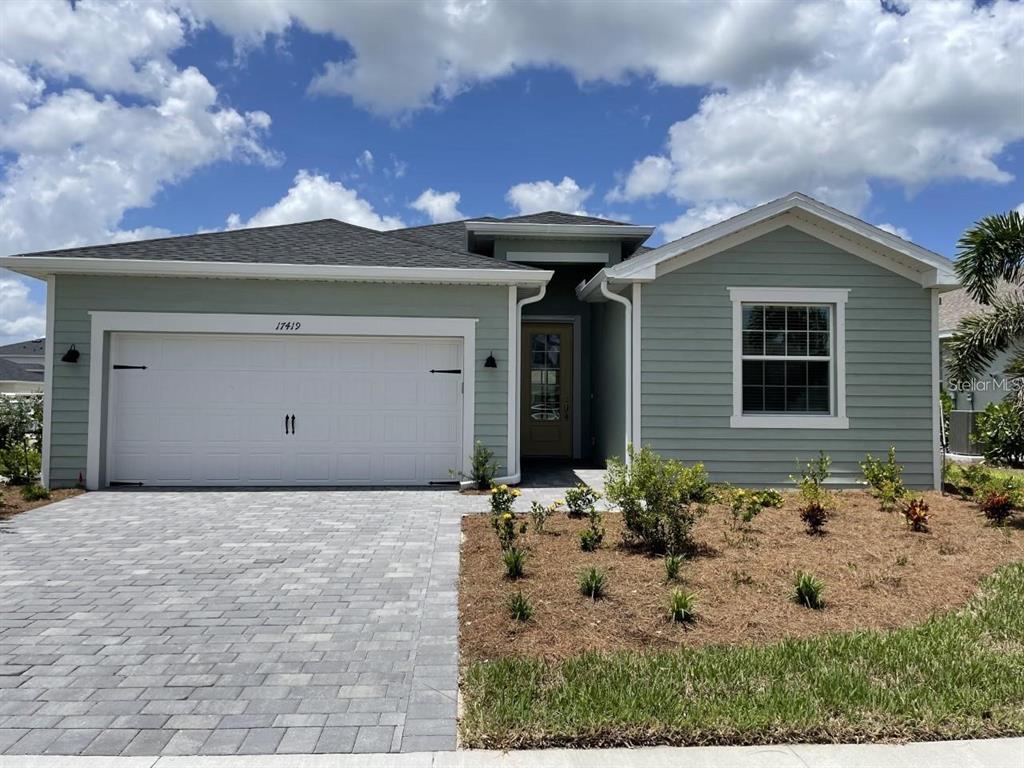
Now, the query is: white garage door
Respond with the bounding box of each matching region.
[106,332,464,486]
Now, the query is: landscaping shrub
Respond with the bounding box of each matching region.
[791,452,836,535]
[0,445,41,486]
[0,395,43,486]
[979,485,1020,526]
[492,511,527,551]
[664,554,683,583]
[900,496,930,532]
[605,445,708,555]
[502,547,527,579]
[564,483,600,519]
[757,488,784,508]
[728,488,782,528]
[463,441,500,489]
[973,402,1024,468]
[489,484,520,515]
[19,484,50,502]
[666,587,697,623]
[792,570,825,609]
[507,591,533,622]
[578,566,607,600]
[860,446,906,511]
[578,502,605,552]
[528,501,555,533]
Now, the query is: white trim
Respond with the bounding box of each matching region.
[506,286,517,482]
[506,251,608,264]
[41,275,55,488]
[605,192,956,289]
[0,256,553,286]
[465,221,654,239]
[931,289,942,490]
[85,312,477,490]
[523,315,582,459]
[512,286,548,480]
[600,281,633,457]
[728,287,849,430]
[631,283,642,450]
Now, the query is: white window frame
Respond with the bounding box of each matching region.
[729,287,849,429]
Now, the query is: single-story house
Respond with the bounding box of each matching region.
[0,192,957,490]
[0,358,44,395]
[0,337,45,376]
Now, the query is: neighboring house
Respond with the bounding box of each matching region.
[0,192,957,490]
[0,358,44,395]
[939,283,1022,455]
[0,337,45,375]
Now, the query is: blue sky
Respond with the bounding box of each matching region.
[1,0,1022,344]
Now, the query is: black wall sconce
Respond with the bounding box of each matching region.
[61,344,80,363]
[484,352,497,369]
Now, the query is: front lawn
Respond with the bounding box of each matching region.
[461,562,1024,747]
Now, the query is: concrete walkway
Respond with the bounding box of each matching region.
[0,738,1020,767]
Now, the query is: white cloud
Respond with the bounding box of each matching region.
[0,277,45,347]
[506,177,592,215]
[227,170,404,230]
[660,201,747,242]
[1015,202,1024,216]
[356,149,374,173]
[876,222,912,241]
[410,188,463,223]
[607,155,672,202]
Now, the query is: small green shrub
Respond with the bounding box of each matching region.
[791,452,836,535]
[578,566,607,599]
[664,554,683,582]
[489,484,520,515]
[579,527,603,552]
[20,484,50,502]
[564,483,600,518]
[528,501,555,534]
[757,488,784,508]
[0,445,41,486]
[973,401,1024,468]
[666,588,697,623]
[900,496,930,532]
[860,446,906,511]
[957,463,992,499]
[502,547,527,579]
[507,591,533,622]
[605,445,707,555]
[792,570,825,609]
[729,488,782,528]
[451,441,500,489]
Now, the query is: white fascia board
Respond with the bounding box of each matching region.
[0,256,554,286]
[464,221,655,239]
[576,267,654,302]
[606,192,955,287]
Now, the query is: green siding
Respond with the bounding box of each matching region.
[48,275,510,487]
[640,226,936,487]
[494,238,622,265]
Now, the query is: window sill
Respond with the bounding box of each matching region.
[730,414,850,430]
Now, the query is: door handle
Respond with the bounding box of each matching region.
[285,414,290,434]
[290,414,296,435]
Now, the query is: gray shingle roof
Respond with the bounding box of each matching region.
[0,358,42,383]
[9,219,535,271]
[498,211,633,226]
[0,338,44,356]
[939,281,1022,332]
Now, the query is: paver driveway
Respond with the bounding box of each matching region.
[0,489,468,756]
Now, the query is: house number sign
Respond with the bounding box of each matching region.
[274,321,302,331]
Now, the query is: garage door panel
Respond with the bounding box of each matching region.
[107,332,464,486]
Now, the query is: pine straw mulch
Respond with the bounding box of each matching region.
[0,487,84,521]
[459,490,1024,663]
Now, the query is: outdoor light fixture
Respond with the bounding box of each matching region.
[60,345,80,364]
[484,352,497,369]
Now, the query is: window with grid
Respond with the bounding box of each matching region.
[741,304,832,414]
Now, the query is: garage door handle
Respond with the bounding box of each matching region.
[285,414,290,435]
[430,369,462,374]
[290,414,296,435]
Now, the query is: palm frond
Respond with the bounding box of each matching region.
[954,210,1024,304]
[946,294,1024,387]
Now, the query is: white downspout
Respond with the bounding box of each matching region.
[510,284,547,482]
[599,280,632,459]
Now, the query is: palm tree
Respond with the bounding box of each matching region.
[945,210,1024,412]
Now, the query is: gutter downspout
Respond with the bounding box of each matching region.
[508,285,547,483]
[599,280,632,460]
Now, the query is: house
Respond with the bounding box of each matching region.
[0,337,45,375]
[0,358,43,395]
[939,282,1022,455]
[0,192,957,490]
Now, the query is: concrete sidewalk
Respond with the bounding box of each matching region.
[0,738,1021,768]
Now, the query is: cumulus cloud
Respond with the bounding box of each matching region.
[410,189,464,223]
[0,277,45,347]
[506,177,592,215]
[607,155,672,202]
[659,201,748,242]
[876,223,912,241]
[356,149,374,173]
[227,170,403,230]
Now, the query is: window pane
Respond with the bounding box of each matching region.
[765,306,786,330]
[786,387,808,412]
[765,331,785,355]
[743,386,763,412]
[742,305,764,331]
[765,360,785,386]
[808,306,829,330]
[742,360,763,386]
[786,306,808,330]
[742,331,764,355]
[808,361,829,387]
[787,332,808,355]
[808,331,829,356]
[808,387,830,413]
[765,386,786,412]
[786,360,807,386]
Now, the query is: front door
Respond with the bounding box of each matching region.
[521,322,573,458]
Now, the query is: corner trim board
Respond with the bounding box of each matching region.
[41,275,55,488]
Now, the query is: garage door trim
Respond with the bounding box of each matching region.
[86,312,477,489]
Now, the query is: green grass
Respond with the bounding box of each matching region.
[461,563,1024,748]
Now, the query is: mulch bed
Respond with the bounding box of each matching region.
[459,490,1024,662]
[0,487,84,520]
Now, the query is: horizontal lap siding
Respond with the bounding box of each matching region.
[640,226,935,487]
[49,276,509,486]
